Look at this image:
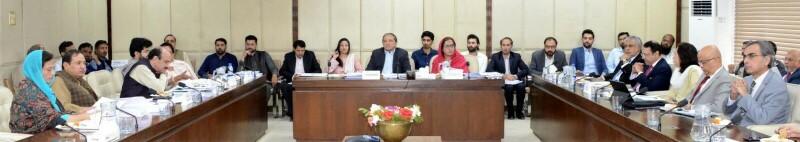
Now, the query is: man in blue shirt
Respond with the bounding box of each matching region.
[198,38,238,78]
[411,31,437,69]
[569,29,607,77]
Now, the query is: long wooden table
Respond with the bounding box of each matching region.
[21,76,270,141]
[292,77,504,142]
[528,76,768,141]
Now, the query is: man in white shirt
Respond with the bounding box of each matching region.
[55,41,76,72]
[606,32,629,72]
[724,41,790,127]
[661,34,676,65]
[460,34,488,73]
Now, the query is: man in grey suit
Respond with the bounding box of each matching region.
[530,37,567,76]
[684,45,731,113]
[724,41,790,127]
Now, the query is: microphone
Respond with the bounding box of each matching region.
[149,88,176,114]
[709,108,747,141]
[178,82,203,102]
[116,107,139,132]
[637,87,649,95]
[659,99,689,118]
[60,124,88,142]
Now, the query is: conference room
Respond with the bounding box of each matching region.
[0,0,798,141]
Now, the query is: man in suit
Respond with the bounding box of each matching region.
[630,41,672,92]
[685,45,732,113]
[240,35,279,87]
[784,49,800,84]
[486,37,529,120]
[366,33,411,74]
[529,37,566,76]
[725,41,790,127]
[569,29,606,77]
[604,36,644,85]
[279,40,322,121]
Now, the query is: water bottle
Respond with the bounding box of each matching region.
[442,61,451,73]
[227,63,234,74]
[691,105,714,141]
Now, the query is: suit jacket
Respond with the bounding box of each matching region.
[529,50,567,76]
[486,52,529,79]
[723,70,790,127]
[632,58,672,91]
[604,53,644,85]
[241,51,279,80]
[686,67,732,113]
[786,69,800,84]
[365,47,411,73]
[569,47,607,75]
[279,51,322,82]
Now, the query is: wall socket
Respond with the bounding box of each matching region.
[9,11,16,26]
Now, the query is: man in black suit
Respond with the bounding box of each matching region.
[486,37,529,120]
[279,40,321,120]
[604,36,644,85]
[630,41,672,92]
[366,33,411,74]
[529,37,567,76]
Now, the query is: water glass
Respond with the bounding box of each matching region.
[191,92,203,104]
[117,115,136,136]
[647,109,660,125]
[156,100,173,118]
[56,126,77,142]
[101,100,117,117]
[710,124,727,142]
[610,95,623,110]
[691,105,713,141]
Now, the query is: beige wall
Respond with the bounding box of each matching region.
[0,0,107,84]
[110,0,293,71]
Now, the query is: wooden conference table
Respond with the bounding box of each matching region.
[528,76,768,141]
[21,76,270,141]
[292,77,504,142]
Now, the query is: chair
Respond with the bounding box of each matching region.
[109,68,124,98]
[748,84,800,134]
[86,70,115,99]
[0,86,14,132]
[270,60,288,118]
[3,79,15,96]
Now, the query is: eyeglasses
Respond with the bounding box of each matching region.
[444,44,455,48]
[743,53,765,60]
[698,57,718,65]
[544,45,556,49]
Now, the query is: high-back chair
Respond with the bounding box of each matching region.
[86,70,115,99]
[747,84,800,134]
[0,86,14,132]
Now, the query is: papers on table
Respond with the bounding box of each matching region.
[362,71,381,80]
[504,80,522,85]
[632,95,666,102]
[299,73,328,77]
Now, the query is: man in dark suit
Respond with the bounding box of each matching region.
[630,41,672,92]
[604,36,644,85]
[486,37,529,120]
[784,49,800,84]
[569,29,607,77]
[530,37,566,76]
[366,33,411,74]
[279,40,321,121]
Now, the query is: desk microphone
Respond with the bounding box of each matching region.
[59,123,87,142]
[709,108,747,141]
[178,82,203,102]
[659,99,688,118]
[149,88,176,114]
[116,107,139,132]
[637,87,649,95]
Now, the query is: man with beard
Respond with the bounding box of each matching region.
[198,38,239,78]
[530,37,567,76]
[86,40,112,73]
[661,34,676,65]
[459,34,488,73]
[606,32,629,72]
[569,29,607,77]
[239,35,279,87]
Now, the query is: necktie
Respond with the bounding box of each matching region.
[750,81,757,95]
[690,76,711,104]
[786,72,793,81]
[634,66,653,90]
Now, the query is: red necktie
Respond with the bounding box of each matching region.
[690,76,711,104]
[786,72,793,81]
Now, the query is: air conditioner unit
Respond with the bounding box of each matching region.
[687,0,716,48]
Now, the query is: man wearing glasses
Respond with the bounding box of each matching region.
[684,45,732,113]
[529,37,567,76]
[724,41,790,127]
[783,49,800,84]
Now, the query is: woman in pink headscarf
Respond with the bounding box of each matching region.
[430,37,469,73]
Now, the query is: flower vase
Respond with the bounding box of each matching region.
[374,121,413,142]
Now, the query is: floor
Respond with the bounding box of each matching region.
[256,116,541,142]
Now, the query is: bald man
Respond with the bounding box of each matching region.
[784,49,800,84]
[683,45,731,113]
[662,34,676,65]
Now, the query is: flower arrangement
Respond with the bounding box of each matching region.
[358,104,423,126]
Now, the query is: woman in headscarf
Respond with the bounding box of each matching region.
[430,37,469,73]
[10,50,89,134]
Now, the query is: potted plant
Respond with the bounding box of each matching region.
[358,104,423,142]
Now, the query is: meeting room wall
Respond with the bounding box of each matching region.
[0,0,108,86]
[110,0,293,73]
